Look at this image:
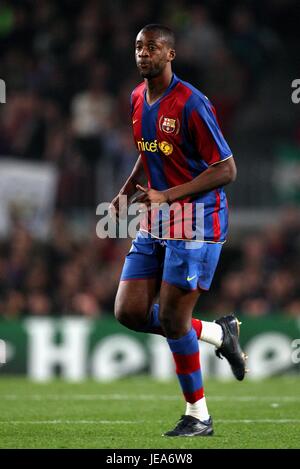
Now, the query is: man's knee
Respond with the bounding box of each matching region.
[159,307,190,339]
[114,302,148,331]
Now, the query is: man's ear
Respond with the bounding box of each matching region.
[168,49,176,62]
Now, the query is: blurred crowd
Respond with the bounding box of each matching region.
[0,213,129,318]
[0,0,293,207]
[209,206,300,317]
[0,0,299,318]
[0,206,300,319]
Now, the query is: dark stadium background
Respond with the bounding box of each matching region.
[0,0,299,379]
[0,0,300,451]
[0,0,299,318]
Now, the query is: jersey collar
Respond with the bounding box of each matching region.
[144,73,179,109]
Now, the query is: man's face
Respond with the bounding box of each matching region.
[135,30,175,79]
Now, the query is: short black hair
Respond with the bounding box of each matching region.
[139,24,175,49]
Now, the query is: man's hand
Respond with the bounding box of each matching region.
[132,184,169,208]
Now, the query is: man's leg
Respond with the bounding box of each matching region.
[115,277,159,331]
[115,233,246,381]
[160,240,247,382]
[141,302,222,345]
[115,279,204,337]
[159,281,213,437]
[139,302,203,338]
[114,232,205,336]
[143,302,247,381]
[114,231,163,330]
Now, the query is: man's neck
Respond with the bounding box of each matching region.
[145,69,173,105]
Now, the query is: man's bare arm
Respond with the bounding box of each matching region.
[118,154,146,199]
[133,157,237,206]
[110,155,146,218]
[165,157,237,202]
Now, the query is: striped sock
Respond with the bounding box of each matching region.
[167,328,205,405]
[142,304,203,339]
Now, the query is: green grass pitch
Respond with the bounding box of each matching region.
[0,376,299,449]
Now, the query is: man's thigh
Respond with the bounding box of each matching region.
[116,232,165,318]
[159,280,201,332]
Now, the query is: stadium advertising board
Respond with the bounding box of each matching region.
[0,159,57,239]
[0,317,299,380]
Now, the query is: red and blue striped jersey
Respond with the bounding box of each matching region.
[131,74,233,243]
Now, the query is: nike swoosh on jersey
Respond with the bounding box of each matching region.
[132,119,138,124]
[187,275,197,281]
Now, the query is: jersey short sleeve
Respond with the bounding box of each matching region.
[188,96,233,166]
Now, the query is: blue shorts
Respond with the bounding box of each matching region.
[120,231,222,291]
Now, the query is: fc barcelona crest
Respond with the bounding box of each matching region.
[159,116,180,135]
